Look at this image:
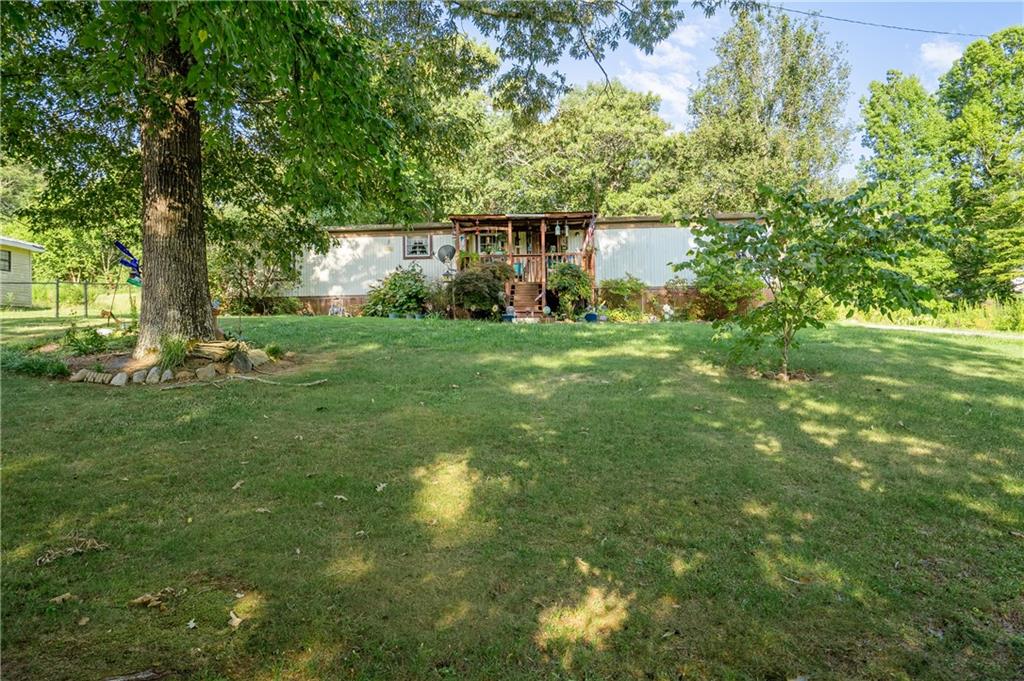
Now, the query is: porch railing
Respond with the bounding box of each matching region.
[479,253,585,282]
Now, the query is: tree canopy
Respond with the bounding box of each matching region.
[858,27,1024,300]
[2,0,733,351]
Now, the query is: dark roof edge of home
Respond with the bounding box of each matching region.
[325,213,755,236]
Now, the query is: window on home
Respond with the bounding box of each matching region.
[403,235,431,258]
[477,233,507,254]
[0,250,10,272]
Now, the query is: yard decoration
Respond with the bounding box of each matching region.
[115,241,142,287]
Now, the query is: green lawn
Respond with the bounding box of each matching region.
[2,316,1022,680]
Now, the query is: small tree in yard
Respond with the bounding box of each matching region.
[691,184,934,379]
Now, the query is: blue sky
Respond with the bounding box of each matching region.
[551,1,1023,178]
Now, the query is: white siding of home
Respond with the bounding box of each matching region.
[287,233,455,297]
[594,226,694,286]
[0,247,35,307]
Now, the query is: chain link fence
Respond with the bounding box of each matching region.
[0,280,141,320]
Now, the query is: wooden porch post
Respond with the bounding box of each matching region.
[506,219,513,304]
[452,221,460,270]
[540,218,547,308]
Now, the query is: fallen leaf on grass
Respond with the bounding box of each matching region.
[334,494,348,501]
[78,616,90,626]
[1010,531,1024,539]
[232,480,245,491]
[36,533,110,566]
[254,508,271,513]
[234,591,245,599]
[186,618,197,629]
[50,592,79,604]
[375,482,387,492]
[129,587,181,611]
[228,610,243,629]
[783,575,812,585]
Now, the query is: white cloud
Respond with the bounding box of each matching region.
[625,21,711,127]
[620,68,693,124]
[920,39,962,72]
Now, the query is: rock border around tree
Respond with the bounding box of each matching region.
[66,341,284,387]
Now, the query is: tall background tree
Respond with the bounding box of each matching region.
[938,26,1024,299]
[857,27,1023,301]
[440,82,671,213]
[3,0,723,355]
[676,10,851,214]
[859,70,955,294]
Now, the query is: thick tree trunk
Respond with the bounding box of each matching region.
[133,39,213,358]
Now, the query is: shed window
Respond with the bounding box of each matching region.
[0,250,10,272]
[403,235,431,259]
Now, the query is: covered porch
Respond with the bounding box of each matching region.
[448,212,597,316]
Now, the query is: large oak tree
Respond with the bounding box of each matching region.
[3,0,737,356]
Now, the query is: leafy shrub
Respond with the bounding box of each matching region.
[208,233,302,315]
[606,307,648,323]
[264,342,284,360]
[363,264,430,316]
[0,346,70,378]
[994,297,1024,332]
[600,274,647,311]
[62,322,107,355]
[548,262,592,317]
[451,261,513,317]
[691,270,764,320]
[851,296,1024,332]
[426,280,453,317]
[158,335,189,372]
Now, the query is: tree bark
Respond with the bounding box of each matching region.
[133,38,213,358]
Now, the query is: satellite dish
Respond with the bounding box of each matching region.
[436,244,456,264]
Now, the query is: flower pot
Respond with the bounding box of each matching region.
[584,312,599,323]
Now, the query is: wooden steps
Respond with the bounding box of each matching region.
[511,282,542,317]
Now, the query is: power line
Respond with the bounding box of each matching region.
[754,2,990,38]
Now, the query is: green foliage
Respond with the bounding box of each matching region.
[0,345,70,378]
[606,307,648,323]
[691,270,763,321]
[994,298,1024,332]
[857,28,1023,303]
[425,280,453,317]
[548,262,592,317]
[207,206,304,315]
[859,71,956,295]
[441,82,672,214]
[938,27,1024,299]
[158,335,189,372]
[61,323,107,356]
[852,297,1024,333]
[668,11,851,214]
[363,265,430,317]
[692,183,935,376]
[451,261,513,316]
[599,274,647,311]
[264,342,284,360]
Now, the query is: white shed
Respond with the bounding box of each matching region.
[0,235,45,307]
